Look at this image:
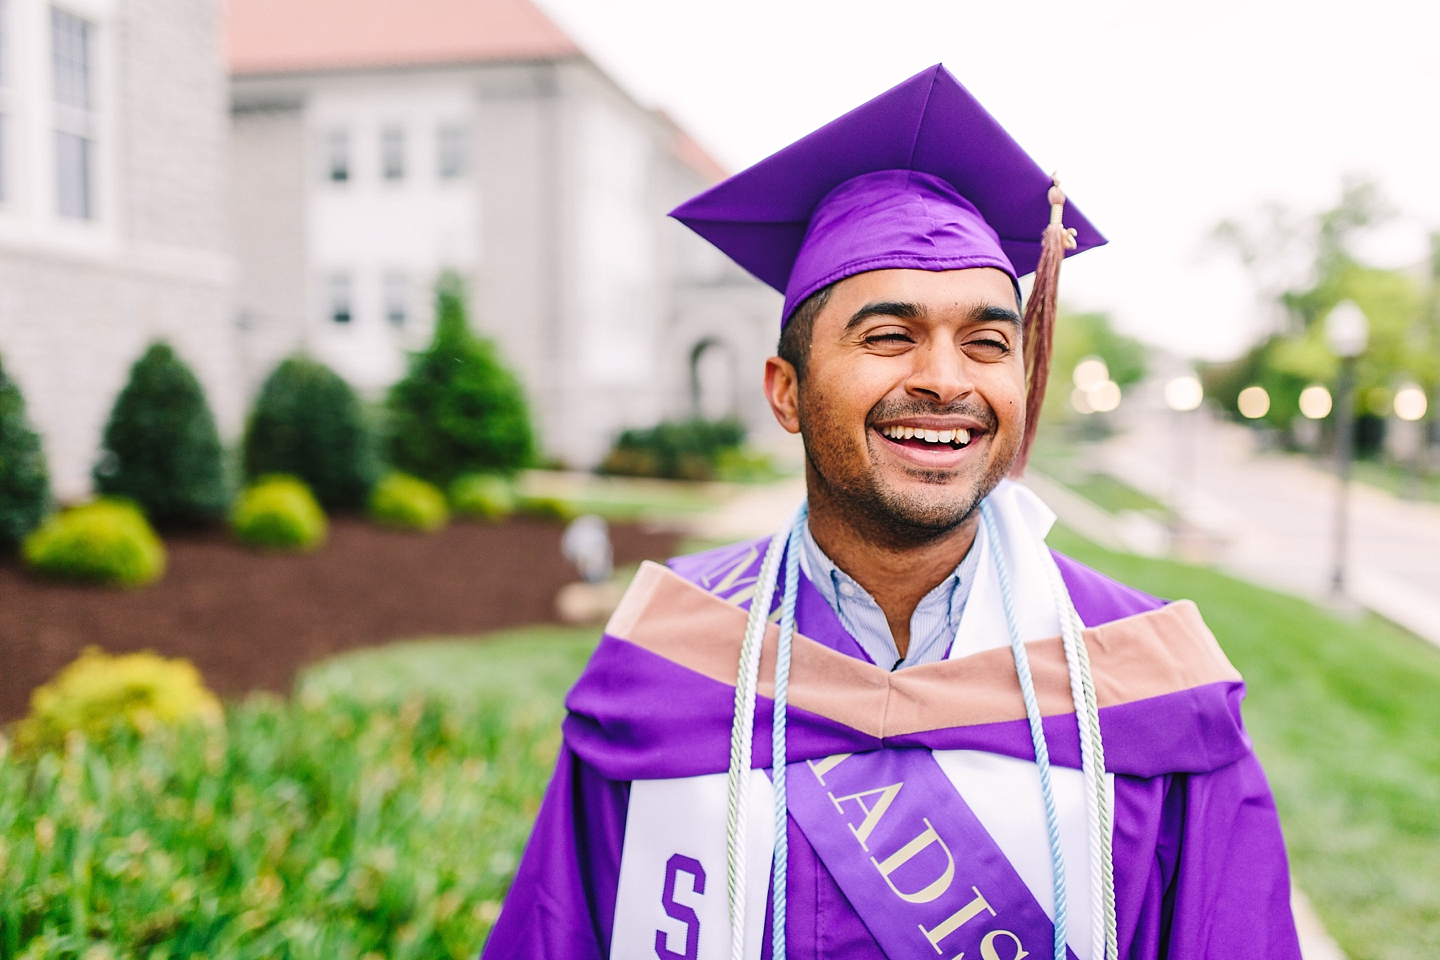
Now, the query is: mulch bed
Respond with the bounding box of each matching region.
[0,517,678,721]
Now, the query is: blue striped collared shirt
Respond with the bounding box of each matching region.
[798,521,981,671]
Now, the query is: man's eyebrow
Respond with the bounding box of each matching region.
[976,305,1023,329]
[843,301,922,331]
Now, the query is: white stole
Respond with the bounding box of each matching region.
[609,480,1109,960]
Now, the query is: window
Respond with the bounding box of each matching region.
[380,125,404,180]
[51,8,90,110]
[55,131,89,217]
[326,128,349,182]
[383,272,408,326]
[437,124,465,179]
[52,7,95,219]
[327,273,352,324]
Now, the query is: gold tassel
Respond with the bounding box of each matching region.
[1010,175,1078,477]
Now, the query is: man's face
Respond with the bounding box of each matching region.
[765,267,1026,542]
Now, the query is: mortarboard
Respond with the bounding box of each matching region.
[669,63,1106,473]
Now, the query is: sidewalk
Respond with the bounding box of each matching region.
[1094,406,1440,649]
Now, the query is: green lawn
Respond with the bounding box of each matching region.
[7,548,1435,958]
[1048,525,1440,959]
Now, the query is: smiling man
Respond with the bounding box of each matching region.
[483,65,1301,960]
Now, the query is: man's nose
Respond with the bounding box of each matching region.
[903,340,974,405]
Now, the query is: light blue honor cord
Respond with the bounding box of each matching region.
[982,502,1069,960]
[770,503,806,960]
[767,502,1068,960]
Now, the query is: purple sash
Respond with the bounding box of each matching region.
[788,749,1077,960]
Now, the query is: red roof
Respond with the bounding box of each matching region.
[228,0,579,76]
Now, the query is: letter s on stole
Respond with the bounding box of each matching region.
[655,854,706,960]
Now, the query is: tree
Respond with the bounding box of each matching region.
[243,356,379,510]
[386,275,535,485]
[1207,178,1433,438]
[95,342,228,526]
[0,356,50,548]
[1040,309,1148,424]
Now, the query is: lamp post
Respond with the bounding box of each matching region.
[1163,375,1204,549]
[1324,300,1369,597]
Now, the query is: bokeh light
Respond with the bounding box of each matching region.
[1299,385,1333,420]
[1164,376,1204,412]
[1089,380,1122,413]
[1071,387,1094,415]
[1072,356,1109,392]
[1394,385,1429,422]
[1237,386,1271,419]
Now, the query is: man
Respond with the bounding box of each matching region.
[484,65,1301,959]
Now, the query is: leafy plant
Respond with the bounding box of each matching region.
[231,475,328,551]
[386,275,535,486]
[17,647,221,752]
[0,355,50,548]
[95,342,228,527]
[370,473,449,532]
[449,473,515,521]
[243,356,380,510]
[598,417,745,481]
[23,499,166,587]
[0,635,570,959]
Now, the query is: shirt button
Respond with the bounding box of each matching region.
[839,583,856,597]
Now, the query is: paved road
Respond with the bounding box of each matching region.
[1097,403,1440,647]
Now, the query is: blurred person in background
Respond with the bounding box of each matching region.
[484,65,1300,960]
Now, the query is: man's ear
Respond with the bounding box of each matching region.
[763,356,801,434]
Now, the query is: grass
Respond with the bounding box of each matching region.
[1062,473,1170,517]
[515,470,726,522]
[1351,458,1440,504]
[1048,524,1440,959]
[0,626,599,960]
[6,531,1439,958]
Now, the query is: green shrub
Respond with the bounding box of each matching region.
[515,495,576,524]
[23,499,166,587]
[370,472,449,531]
[599,417,745,481]
[0,355,50,548]
[95,342,228,527]
[243,356,380,510]
[386,274,535,486]
[450,473,516,521]
[18,647,221,752]
[231,475,328,551]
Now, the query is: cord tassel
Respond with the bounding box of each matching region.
[1012,176,1079,477]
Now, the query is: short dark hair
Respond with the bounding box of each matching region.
[776,283,834,381]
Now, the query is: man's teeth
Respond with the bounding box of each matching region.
[880,425,971,445]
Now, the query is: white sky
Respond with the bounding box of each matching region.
[534,0,1440,360]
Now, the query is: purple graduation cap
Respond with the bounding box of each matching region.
[670,63,1107,473]
[670,63,1106,324]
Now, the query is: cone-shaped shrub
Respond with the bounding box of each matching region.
[243,356,379,510]
[386,275,535,486]
[95,342,228,527]
[0,357,50,548]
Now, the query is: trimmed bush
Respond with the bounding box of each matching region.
[243,356,380,510]
[23,499,166,587]
[599,417,745,481]
[386,275,535,486]
[515,495,576,524]
[17,647,221,752]
[0,356,50,548]
[231,475,328,551]
[370,472,449,531]
[95,342,228,527]
[450,473,516,521]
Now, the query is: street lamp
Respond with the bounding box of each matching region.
[1324,300,1369,597]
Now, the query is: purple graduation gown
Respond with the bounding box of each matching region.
[482,538,1302,959]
